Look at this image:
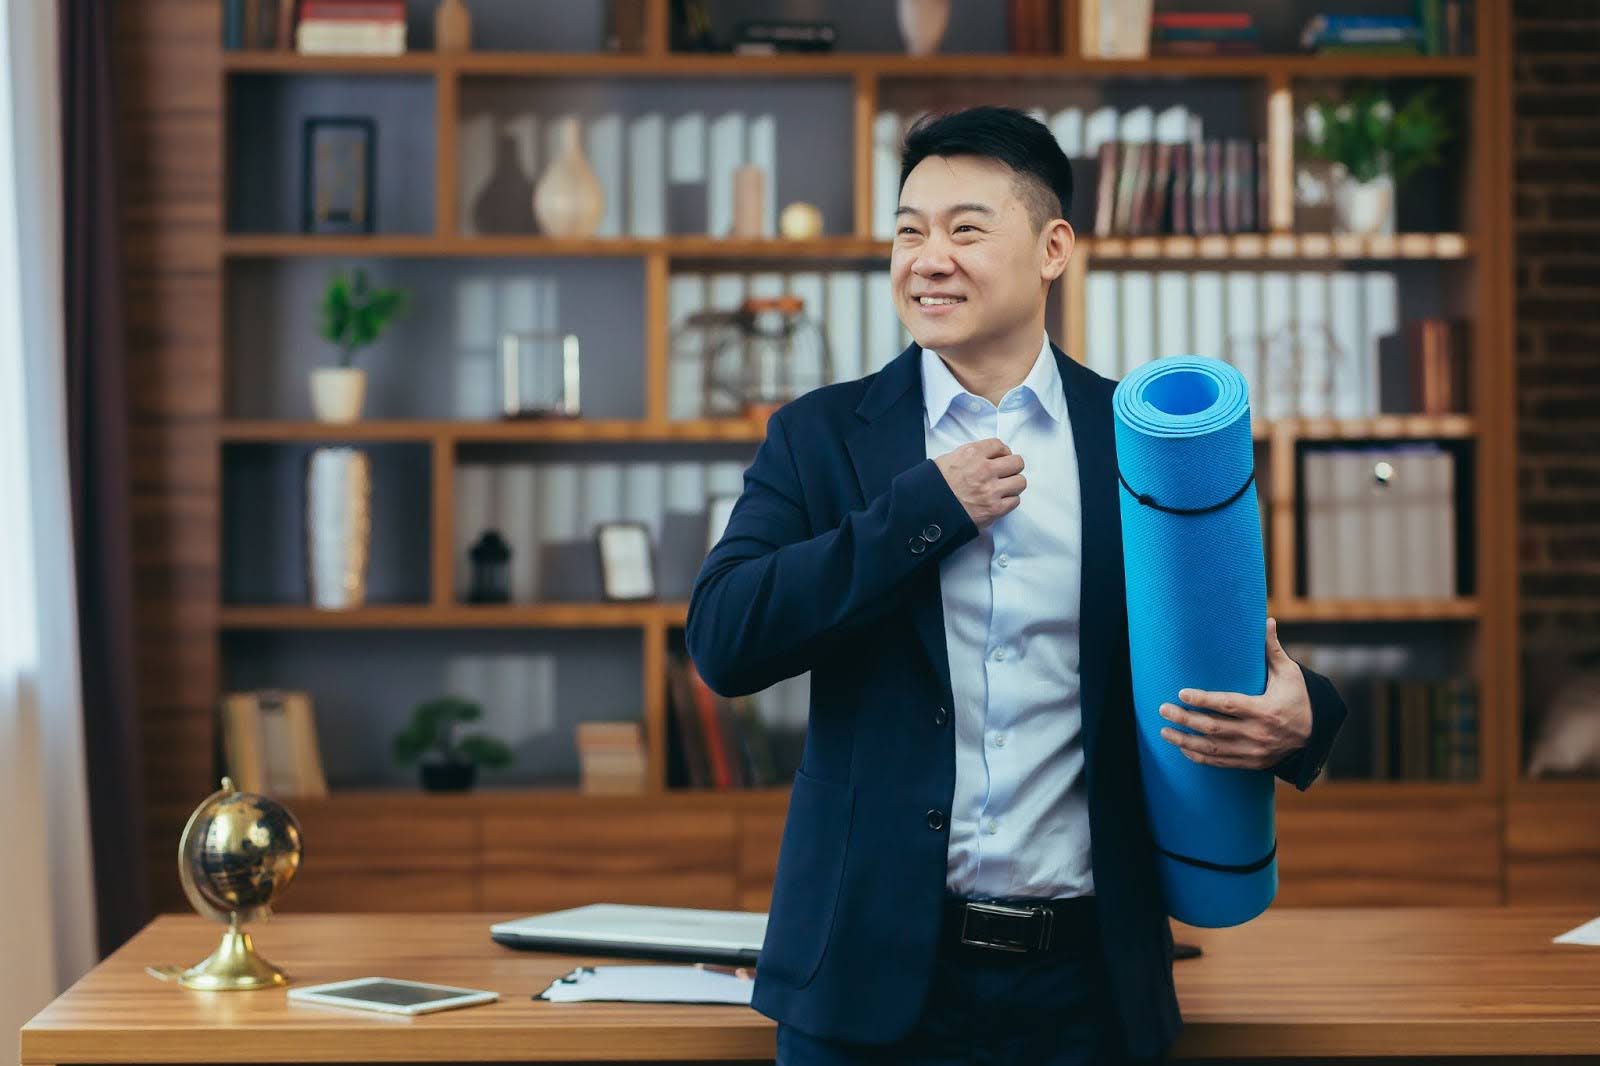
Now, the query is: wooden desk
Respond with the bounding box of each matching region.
[20,909,1600,1064]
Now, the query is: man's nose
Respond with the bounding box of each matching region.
[913,234,955,275]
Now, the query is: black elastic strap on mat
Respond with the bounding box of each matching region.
[1155,840,1277,875]
[1118,469,1256,516]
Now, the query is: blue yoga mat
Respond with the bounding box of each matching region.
[1112,357,1274,929]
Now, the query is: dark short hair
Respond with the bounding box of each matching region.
[899,105,1073,231]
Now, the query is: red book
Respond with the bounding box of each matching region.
[299,0,405,20]
[1151,12,1253,29]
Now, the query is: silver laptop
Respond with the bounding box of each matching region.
[490,904,767,965]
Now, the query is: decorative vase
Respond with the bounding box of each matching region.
[779,201,823,240]
[896,0,950,56]
[420,760,477,792]
[309,367,366,423]
[533,118,604,238]
[434,0,471,52]
[1332,169,1395,236]
[305,447,371,611]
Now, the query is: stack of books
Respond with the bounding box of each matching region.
[1329,677,1479,781]
[575,721,648,795]
[296,0,408,56]
[1008,0,1060,54]
[665,656,784,790]
[1149,11,1260,56]
[1093,137,1265,237]
[1300,13,1423,55]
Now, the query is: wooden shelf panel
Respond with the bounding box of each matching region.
[1271,598,1481,623]
[221,233,1473,262]
[1088,233,1471,260]
[223,50,1480,80]
[1280,414,1477,441]
[286,785,792,813]
[216,600,1474,629]
[220,419,767,444]
[219,415,1470,446]
[218,603,690,629]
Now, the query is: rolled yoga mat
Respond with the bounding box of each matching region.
[1112,357,1274,929]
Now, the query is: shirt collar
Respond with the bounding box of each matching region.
[921,335,1065,426]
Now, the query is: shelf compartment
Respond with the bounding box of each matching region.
[219,602,688,629]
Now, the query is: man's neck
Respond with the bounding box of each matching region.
[936,325,1046,406]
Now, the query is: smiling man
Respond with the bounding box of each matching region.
[687,106,1347,1064]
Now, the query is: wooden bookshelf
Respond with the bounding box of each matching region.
[110,0,1541,914]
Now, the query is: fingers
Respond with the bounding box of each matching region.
[1158,702,1249,737]
[995,472,1028,498]
[974,437,1011,459]
[1177,687,1256,718]
[1159,716,1271,768]
[989,453,1025,478]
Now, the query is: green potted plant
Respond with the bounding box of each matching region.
[1299,85,1451,236]
[393,696,513,792]
[311,267,410,423]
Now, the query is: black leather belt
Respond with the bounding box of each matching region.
[940,895,1098,957]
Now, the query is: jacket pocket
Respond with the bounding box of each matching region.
[757,768,854,988]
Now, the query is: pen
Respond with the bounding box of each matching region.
[694,961,754,980]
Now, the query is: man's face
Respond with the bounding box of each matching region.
[891,154,1063,357]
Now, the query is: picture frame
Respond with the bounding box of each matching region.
[707,494,739,554]
[301,116,376,234]
[596,522,656,602]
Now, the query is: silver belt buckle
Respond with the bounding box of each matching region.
[960,901,1053,953]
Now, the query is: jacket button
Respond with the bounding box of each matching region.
[926,809,945,830]
[922,523,942,542]
[908,536,927,555]
[933,706,949,727]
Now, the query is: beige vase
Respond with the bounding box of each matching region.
[434,0,471,52]
[533,118,604,238]
[309,367,366,423]
[897,0,950,56]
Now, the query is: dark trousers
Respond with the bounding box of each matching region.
[774,917,1129,1065]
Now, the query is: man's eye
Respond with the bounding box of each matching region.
[954,225,978,234]
[897,227,920,236]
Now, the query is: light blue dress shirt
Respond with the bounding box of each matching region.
[922,335,1094,901]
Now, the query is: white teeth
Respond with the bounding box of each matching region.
[919,296,964,306]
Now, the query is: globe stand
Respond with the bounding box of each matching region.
[146,915,290,990]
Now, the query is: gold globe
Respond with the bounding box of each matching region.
[146,777,303,990]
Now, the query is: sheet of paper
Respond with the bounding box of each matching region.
[536,965,754,1005]
[1553,916,1600,945]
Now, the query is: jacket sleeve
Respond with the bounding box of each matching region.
[686,409,976,697]
[1271,664,1348,791]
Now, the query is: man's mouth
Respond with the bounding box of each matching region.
[916,296,966,306]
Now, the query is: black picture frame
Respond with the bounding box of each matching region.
[596,522,656,602]
[301,116,376,234]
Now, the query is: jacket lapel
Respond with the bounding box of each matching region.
[846,344,955,708]
[1055,344,1115,788]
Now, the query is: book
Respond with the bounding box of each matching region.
[220,690,327,798]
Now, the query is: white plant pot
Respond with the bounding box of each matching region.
[1332,171,1395,236]
[897,0,950,56]
[310,367,367,423]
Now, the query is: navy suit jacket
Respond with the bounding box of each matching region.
[686,342,1347,1060]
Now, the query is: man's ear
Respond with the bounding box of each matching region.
[1041,218,1075,282]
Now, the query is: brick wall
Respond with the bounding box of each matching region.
[1515,2,1600,683]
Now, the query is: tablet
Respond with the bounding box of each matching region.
[287,977,499,1016]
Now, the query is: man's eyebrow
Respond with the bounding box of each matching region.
[894,202,997,219]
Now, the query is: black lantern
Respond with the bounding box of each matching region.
[467,529,512,604]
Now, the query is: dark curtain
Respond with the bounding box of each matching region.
[59,0,149,956]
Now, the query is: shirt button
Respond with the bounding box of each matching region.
[996,553,1010,568]
[908,535,927,555]
[927,809,945,831]
[986,819,1000,835]
[934,706,949,727]
[992,648,1007,662]
[994,733,1007,747]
